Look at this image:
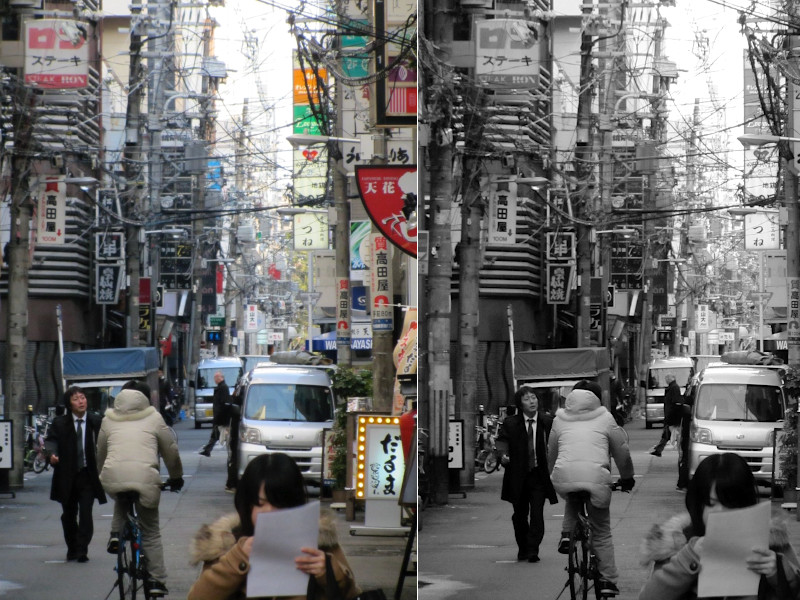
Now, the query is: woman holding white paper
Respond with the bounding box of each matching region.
[638,453,799,600]
[187,453,361,600]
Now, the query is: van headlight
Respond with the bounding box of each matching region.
[242,427,262,444]
[691,426,713,445]
[766,429,775,447]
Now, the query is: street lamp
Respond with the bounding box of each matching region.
[737,134,800,146]
[286,134,361,147]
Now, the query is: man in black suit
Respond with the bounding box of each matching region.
[45,386,107,562]
[496,385,558,562]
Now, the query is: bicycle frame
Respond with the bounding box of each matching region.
[565,492,600,600]
[115,494,149,600]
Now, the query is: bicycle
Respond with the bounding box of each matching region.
[107,480,182,600]
[23,415,50,473]
[563,483,630,600]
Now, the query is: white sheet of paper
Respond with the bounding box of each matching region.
[246,500,320,598]
[696,500,770,598]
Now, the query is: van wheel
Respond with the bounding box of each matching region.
[194,421,201,429]
[645,422,652,429]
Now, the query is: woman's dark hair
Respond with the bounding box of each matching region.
[63,386,84,408]
[122,379,152,399]
[573,379,603,401]
[513,386,537,409]
[685,453,758,536]
[234,453,307,536]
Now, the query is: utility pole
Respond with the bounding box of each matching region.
[124,0,145,347]
[786,2,800,369]
[421,0,454,505]
[455,86,485,489]
[333,57,352,367]
[575,12,595,348]
[4,84,35,489]
[370,129,394,411]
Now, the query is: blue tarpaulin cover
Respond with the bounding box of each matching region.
[63,347,160,379]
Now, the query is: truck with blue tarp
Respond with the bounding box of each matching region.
[62,347,160,414]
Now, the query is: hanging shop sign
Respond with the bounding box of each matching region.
[546,232,576,261]
[788,278,800,353]
[487,180,518,245]
[743,211,780,250]
[95,263,123,305]
[373,0,416,126]
[546,262,574,305]
[159,242,192,290]
[95,232,124,262]
[337,277,351,347]
[355,165,417,257]
[350,221,371,271]
[474,19,541,88]
[96,189,121,228]
[32,175,66,245]
[697,304,710,332]
[292,211,328,250]
[24,19,89,89]
[292,146,328,204]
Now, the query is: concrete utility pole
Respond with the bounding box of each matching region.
[421,0,454,505]
[785,4,800,369]
[124,0,145,347]
[575,15,595,348]
[370,130,394,412]
[333,67,352,367]
[455,86,486,489]
[4,85,35,489]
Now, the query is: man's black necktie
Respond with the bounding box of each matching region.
[76,418,85,469]
[527,418,536,468]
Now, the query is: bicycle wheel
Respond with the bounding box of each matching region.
[483,451,499,473]
[117,538,138,600]
[568,525,591,600]
[32,453,47,473]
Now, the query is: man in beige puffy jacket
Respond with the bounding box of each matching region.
[96,382,183,597]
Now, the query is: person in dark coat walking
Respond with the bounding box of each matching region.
[496,385,558,563]
[199,371,232,461]
[45,385,107,562]
[650,374,684,457]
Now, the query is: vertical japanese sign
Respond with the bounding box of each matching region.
[96,189,121,227]
[546,232,576,261]
[95,264,123,305]
[355,165,417,257]
[337,277,351,347]
[244,304,259,333]
[546,263,574,305]
[355,416,405,500]
[487,180,517,245]
[292,145,328,204]
[370,234,393,332]
[292,211,328,250]
[697,304,710,332]
[474,19,541,88]
[788,278,800,353]
[95,232,124,262]
[33,175,66,245]
[24,19,89,89]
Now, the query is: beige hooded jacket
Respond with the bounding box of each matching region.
[96,389,183,508]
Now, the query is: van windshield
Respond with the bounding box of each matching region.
[245,384,334,422]
[197,367,241,389]
[648,367,692,389]
[695,384,784,422]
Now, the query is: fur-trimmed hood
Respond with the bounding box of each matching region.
[189,509,341,565]
[639,511,798,568]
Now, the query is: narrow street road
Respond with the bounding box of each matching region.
[0,418,415,599]
[418,417,787,600]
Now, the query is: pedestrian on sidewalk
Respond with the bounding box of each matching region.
[638,452,800,600]
[187,452,361,600]
[45,386,107,563]
[97,381,184,597]
[199,371,232,461]
[650,374,684,457]
[548,380,635,597]
[496,385,558,563]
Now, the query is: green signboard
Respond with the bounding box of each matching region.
[293,105,323,136]
[209,316,225,327]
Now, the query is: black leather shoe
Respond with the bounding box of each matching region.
[198,449,211,457]
[649,449,662,457]
[528,555,540,563]
[517,551,528,561]
[77,555,89,563]
[66,552,79,561]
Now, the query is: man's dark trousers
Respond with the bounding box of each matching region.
[512,468,548,559]
[62,469,96,557]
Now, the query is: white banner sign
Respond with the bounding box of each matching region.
[697,304,710,332]
[33,176,66,245]
[244,304,258,333]
[25,20,89,89]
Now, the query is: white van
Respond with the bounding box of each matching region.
[190,356,243,429]
[687,364,786,486]
[236,365,335,486]
[642,357,694,429]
